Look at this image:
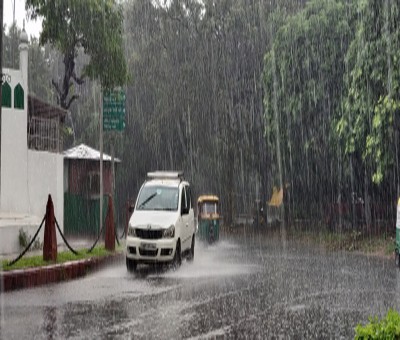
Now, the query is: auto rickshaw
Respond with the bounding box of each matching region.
[197,195,220,243]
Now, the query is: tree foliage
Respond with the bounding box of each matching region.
[2,23,20,70]
[120,0,290,220]
[264,0,356,218]
[338,0,400,184]
[2,23,53,102]
[11,0,398,227]
[25,0,127,110]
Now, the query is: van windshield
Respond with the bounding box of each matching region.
[136,185,179,211]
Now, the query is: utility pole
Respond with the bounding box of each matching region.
[0,0,4,195]
[100,87,103,237]
[0,0,3,94]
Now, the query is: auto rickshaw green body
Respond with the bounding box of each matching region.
[197,195,220,243]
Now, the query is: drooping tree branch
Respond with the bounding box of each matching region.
[72,71,85,85]
[51,79,62,105]
[66,94,80,110]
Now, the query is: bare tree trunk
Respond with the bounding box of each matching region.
[350,155,356,229]
[364,166,372,233]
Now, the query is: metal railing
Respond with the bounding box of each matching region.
[28,117,62,153]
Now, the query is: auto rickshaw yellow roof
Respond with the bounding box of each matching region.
[197,195,219,203]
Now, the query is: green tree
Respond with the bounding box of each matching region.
[334,0,400,231]
[122,0,286,223]
[2,23,54,103]
[2,22,20,69]
[28,38,54,102]
[263,0,356,221]
[26,0,128,110]
[338,0,400,187]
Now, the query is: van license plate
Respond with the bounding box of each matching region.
[141,243,156,250]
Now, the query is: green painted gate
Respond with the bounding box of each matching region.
[64,193,109,237]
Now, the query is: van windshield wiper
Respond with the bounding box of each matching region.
[138,193,157,209]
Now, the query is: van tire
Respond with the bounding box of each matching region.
[126,257,137,273]
[188,235,195,262]
[172,240,181,269]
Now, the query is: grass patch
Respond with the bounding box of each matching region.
[0,245,124,272]
[219,224,395,259]
[286,227,395,257]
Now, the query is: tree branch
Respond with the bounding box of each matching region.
[66,94,80,110]
[51,80,62,105]
[51,79,61,96]
[72,71,85,85]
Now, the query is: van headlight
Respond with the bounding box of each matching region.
[128,226,136,237]
[163,225,175,238]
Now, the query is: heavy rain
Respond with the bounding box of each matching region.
[1,0,400,339]
[1,236,399,339]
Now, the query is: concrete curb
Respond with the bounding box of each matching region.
[0,252,124,293]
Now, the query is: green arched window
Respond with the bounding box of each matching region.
[1,82,11,108]
[14,83,24,109]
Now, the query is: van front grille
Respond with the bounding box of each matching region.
[136,229,163,240]
[139,248,158,257]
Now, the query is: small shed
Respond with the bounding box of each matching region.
[63,144,120,236]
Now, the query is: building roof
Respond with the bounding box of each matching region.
[28,95,68,120]
[63,144,121,163]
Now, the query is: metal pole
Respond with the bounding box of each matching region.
[11,1,15,69]
[100,88,103,237]
[0,0,3,199]
[111,137,115,234]
[111,136,115,198]
[0,0,4,326]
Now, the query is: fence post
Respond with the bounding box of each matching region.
[43,194,57,261]
[105,195,115,251]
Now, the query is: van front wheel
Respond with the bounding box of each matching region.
[172,240,181,269]
[126,257,137,273]
[187,235,195,262]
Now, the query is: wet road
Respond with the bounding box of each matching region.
[0,231,399,339]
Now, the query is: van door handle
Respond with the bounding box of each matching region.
[186,223,188,227]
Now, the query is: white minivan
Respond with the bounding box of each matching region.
[125,171,195,272]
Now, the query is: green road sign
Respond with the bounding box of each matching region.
[103,116,125,131]
[103,89,126,131]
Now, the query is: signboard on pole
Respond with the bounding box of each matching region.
[103,89,126,131]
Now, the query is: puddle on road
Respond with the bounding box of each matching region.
[77,238,260,301]
[93,239,258,283]
[148,240,259,280]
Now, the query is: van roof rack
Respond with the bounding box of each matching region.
[147,171,184,180]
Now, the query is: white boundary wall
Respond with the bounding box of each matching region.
[0,39,64,255]
[0,68,29,214]
[27,150,64,229]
